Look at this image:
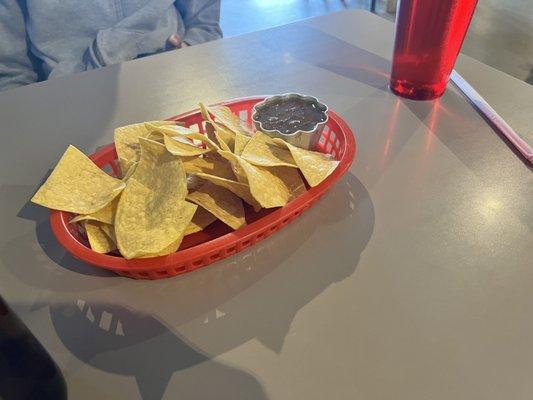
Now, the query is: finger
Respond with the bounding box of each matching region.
[168,34,182,48]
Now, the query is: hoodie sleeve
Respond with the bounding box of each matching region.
[0,0,38,92]
[175,0,222,45]
[83,1,179,69]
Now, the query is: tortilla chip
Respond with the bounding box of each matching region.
[199,102,215,124]
[153,123,220,150]
[241,131,297,168]
[218,150,306,208]
[272,138,340,187]
[163,135,213,157]
[31,145,125,214]
[199,103,253,137]
[139,232,184,258]
[205,121,235,152]
[185,205,218,235]
[217,150,249,183]
[234,133,251,156]
[201,117,221,144]
[115,138,196,259]
[182,154,236,180]
[141,200,202,257]
[187,174,203,192]
[214,128,232,152]
[195,173,261,211]
[184,132,220,150]
[99,223,117,243]
[146,124,199,136]
[146,131,165,143]
[121,161,138,182]
[116,158,134,179]
[200,104,240,152]
[84,220,117,254]
[187,181,246,230]
[242,163,306,208]
[114,120,176,176]
[216,125,235,150]
[70,196,120,225]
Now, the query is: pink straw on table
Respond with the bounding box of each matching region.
[450,70,533,164]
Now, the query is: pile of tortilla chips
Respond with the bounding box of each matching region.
[31,102,339,259]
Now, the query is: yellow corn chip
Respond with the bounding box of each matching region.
[117,158,136,180]
[146,123,199,136]
[187,181,246,230]
[199,103,253,137]
[121,161,138,182]
[163,135,213,157]
[114,120,176,175]
[195,173,261,211]
[84,220,117,254]
[153,123,220,150]
[272,138,340,187]
[185,205,218,235]
[182,132,220,150]
[234,133,251,156]
[241,131,297,168]
[219,150,306,208]
[202,119,218,146]
[70,196,120,225]
[200,103,239,152]
[138,244,176,258]
[205,121,235,152]
[139,232,184,258]
[182,154,236,180]
[216,125,235,150]
[187,174,203,192]
[31,145,125,214]
[241,162,306,208]
[146,131,165,143]
[199,102,215,124]
[99,223,117,244]
[115,138,196,259]
[217,150,248,183]
[141,200,201,258]
[214,129,232,152]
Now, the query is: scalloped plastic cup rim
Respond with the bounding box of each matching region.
[252,94,329,147]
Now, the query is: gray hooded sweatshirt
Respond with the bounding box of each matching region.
[0,0,222,92]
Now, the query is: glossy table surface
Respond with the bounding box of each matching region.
[0,10,531,400]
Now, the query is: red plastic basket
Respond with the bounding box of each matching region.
[49,97,356,279]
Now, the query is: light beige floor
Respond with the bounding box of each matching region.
[220,0,533,84]
[464,0,533,83]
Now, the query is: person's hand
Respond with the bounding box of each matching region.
[168,34,188,49]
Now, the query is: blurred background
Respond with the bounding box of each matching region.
[220,0,533,85]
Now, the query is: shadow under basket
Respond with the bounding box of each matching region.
[50,96,357,279]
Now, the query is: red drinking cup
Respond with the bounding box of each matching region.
[390,0,479,100]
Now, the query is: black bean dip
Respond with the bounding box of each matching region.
[255,98,327,134]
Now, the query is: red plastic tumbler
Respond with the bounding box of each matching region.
[390,0,478,100]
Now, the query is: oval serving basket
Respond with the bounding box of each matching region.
[49,96,356,279]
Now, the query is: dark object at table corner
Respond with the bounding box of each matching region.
[0,296,67,400]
